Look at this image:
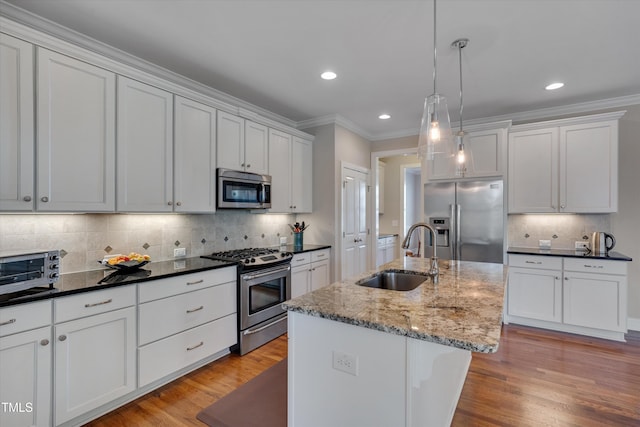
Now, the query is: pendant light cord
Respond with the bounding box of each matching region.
[432,0,437,94]
[458,42,463,131]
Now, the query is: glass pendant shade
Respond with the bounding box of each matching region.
[418,93,453,160]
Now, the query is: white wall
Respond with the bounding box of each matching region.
[378,155,421,237]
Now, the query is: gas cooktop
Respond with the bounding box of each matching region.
[202,247,292,269]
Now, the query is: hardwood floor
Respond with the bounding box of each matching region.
[86,325,640,426]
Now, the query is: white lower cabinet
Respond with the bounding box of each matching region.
[53,286,136,425]
[0,300,52,427]
[506,254,628,341]
[562,258,627,333]
[377,236,398,267]
[290,249,331,299]
[137,267,237,387]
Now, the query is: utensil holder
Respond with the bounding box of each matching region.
[293,232,303,248]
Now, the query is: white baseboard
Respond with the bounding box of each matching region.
[628,317,640,332]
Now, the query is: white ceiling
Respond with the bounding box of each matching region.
[4,0,640,140]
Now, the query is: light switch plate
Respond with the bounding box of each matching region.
[539,239,551,249]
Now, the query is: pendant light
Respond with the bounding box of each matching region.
[452,38,469,176]
[418,0,453,160]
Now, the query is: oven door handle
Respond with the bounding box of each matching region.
[242,265,291,281]
[243,315,287,336]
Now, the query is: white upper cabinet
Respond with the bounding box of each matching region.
[36,48,116,211]
[268,130,313,213]
[0,34,34,211]
[508,112,623,213]
[174,96,217,213]
[427,122,509,181]
[291,136,313,213]
[217,111,268,175]
[117,76,173,212]
[268,129,292,212]
[244,120,269,175]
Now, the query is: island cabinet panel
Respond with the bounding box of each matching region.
[0,34,35,211]
[288,312,471,427]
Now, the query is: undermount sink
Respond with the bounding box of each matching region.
[356,271,430,291]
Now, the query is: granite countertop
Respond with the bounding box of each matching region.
[283,257,506,353]
[0,257,233,308]
[508,246,632,261]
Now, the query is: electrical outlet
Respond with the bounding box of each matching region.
[575,241,589,251]
[539,239,551,249]
[173,247,186,258]
[332,350,358,376]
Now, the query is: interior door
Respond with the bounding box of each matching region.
[342,167,369,280]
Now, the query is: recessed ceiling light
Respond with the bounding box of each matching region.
[545,82,564,91]
[378,114,391,120]
[320,71,337,80]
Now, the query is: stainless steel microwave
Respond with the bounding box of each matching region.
[217,168,272,209]
[0,250,60,295]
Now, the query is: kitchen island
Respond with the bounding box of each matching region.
[283,257,506,427]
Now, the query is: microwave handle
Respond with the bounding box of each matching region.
[259,184,266,204]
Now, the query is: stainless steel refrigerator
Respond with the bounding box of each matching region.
[423,180,504,263]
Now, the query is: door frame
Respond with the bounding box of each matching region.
[370,148,420,266]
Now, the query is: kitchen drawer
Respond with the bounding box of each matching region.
[54,285,135,323]
[311,249,330,263]
[0,300,52,337]
[138,313,237,387]
[291,252,311,266]
[139,281,236,345]
[138,266,236,303]
[508,254,562,270]
[563,258,627,275]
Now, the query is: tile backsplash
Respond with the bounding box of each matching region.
[0,212,295,273]
[508,214,611,249]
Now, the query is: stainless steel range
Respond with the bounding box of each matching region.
[202,247,292,355]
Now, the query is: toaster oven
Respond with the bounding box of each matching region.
[0,250,60,295]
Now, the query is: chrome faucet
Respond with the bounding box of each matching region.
[402,222,439,283]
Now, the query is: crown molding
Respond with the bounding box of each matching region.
[297,114,375,141]
[0,1,303,135]
[299,94,640,142]
[510,110,627,133]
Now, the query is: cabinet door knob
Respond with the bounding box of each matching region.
[167,201,173,206]
[560,205,566,209]
[176,201,182,206]
[241,163,245,167]
[41,196,49,202]
[246,164,251,168]
[564,277,569,280]
[58,335,67,341]
[555,276,560,280]
[40,339,50,346]
[23,195,32,202]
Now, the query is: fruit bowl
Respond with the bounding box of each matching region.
[99,253,151,271]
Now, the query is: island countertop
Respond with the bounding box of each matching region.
[283,257,507,353]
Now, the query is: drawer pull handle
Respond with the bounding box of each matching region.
[85,298,113,308]
[40,339,49,346]
[58,335,67,341]
[583,264,603,269]
[186,305,204,313]
[0,318,16,326]
[316,253,325,258]
[186,279,204,285]
[187,341,204,351]
[525,261,542,265]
